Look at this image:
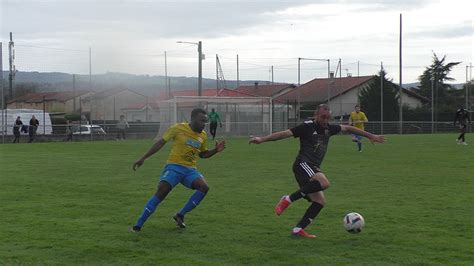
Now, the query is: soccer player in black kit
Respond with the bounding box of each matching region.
[454,105,470,145]
[249,104,385,238]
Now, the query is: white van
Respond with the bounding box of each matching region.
[0,109,53,136]
[72,125,106,135]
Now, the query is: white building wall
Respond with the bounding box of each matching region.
[329,88,424,117]
[328,89,360,118]
[401,93,423,108]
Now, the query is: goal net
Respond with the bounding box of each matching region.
[155,96,276,139]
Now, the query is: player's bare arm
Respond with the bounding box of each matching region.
[340,125,385,144]
[249,129,293,144]
[133,138,167,171]
[199,140,226,158]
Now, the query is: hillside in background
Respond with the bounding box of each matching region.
[1,71,280,96]
[1,71,465,96]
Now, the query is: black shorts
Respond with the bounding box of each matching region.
[292,160,321,187]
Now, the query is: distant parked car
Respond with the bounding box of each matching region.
[72,125,106,135]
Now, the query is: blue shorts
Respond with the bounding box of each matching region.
[159,164,203,189]
[352,134,362,141]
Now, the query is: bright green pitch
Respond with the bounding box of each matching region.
[0,134,472,264]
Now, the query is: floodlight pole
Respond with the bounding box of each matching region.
[467,64,472,111]
[1,41,4,143]
[177,41,203,97]
[380,62,384,135]
[399,13,403,134]
[431,75,434,134]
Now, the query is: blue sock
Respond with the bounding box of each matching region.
[135,195,161,228]
[179,190,207,216]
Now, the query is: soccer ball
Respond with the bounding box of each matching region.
[343,212,365,233]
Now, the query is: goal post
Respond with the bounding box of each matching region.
[155,95,278,139]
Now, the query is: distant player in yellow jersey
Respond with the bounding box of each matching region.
[349,104,368,152]
[130,108,226,232]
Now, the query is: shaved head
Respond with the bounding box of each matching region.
[314,104,331,125]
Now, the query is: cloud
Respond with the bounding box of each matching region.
[1,1,311,41]
[407,22,474,39]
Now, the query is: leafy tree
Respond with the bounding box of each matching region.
[417,52,461,121]
[13,82,38,98]
[359,71,399,121]
[418,52,461,99]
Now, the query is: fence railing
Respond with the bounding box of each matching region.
[1,121,471,144]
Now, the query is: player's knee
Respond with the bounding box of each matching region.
[312,198,325,207]
[313,173,329,189]
[197,184,209,193]
[320,179,330,189]
[156,182,172,200]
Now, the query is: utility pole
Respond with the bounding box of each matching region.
[89,47,92,90]
[271,66,274,85]
[298,58,300,86]
[8,32,15,99]
[467,64,472,111]
[431,75,434,134]
[198,41,202,97]
[73,74,76,112]
[1,41,4,143]
[168,77,171,98]
[236,54,240,87]
[399,13,403,134]
[338,59,342,118]
[177,41,203,97]
[165,51,168,97]
[0,41,2,86]
[381,62,384,134]
[357,60,360,104]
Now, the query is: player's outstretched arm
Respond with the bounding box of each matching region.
[249,129,293,144]
[340,125,385,144]
[199,140,226,158]
[133,138,167,171]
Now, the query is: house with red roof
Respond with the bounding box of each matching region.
[121,88,264,122]
[275,76,428,118]
[80,88,147,121]
[122,88,275,136]
[7,91,93,113]
[234,82,296,98]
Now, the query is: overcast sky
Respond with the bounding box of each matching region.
[1,0,473,85]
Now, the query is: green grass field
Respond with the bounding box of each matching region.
[1,134,473,264]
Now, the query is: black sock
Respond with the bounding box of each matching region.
[357,142,362,151]
[461,133,465,142]
[296,202,324,229]
[289,180,323,202]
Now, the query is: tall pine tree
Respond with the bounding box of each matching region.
[418,52,461,120]
[359,71,399,121]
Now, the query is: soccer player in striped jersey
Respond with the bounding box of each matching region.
[249,104,385,238]
[130,108,226,232]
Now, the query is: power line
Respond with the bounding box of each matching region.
[16,44,88,53]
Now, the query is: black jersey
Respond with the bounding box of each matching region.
[290,120,341,168]
[454,109,470,125]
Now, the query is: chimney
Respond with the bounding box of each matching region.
[254,82,259,90]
